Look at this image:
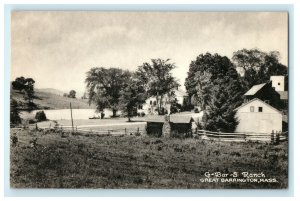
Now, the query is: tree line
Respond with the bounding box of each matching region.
[85,59,180,121]
[86,48,287,131]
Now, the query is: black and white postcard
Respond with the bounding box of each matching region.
[10,11,289,189]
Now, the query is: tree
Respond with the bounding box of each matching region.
[232,48,288,90]
[12,77,35,104]
[205,67,244,132]
[136,59,180,114]
[23,78,35,104]
[185,53,244,132]
[119,73,146,122]
[12,76,26,92]
[68,90,76,98]
[10,98,21,125]
[85,67,131,117]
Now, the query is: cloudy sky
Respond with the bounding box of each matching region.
[11,11,288,94]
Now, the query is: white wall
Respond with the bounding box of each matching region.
[235,100,282,133]
[270,76,285,91]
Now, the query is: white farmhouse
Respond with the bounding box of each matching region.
[235,98,282,133]
[137,89,189,115]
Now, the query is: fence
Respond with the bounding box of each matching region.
[197,129,288,143]
[53,125,145,137]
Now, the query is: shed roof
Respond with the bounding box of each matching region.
[244,83,266,96]
[145,112,203,124]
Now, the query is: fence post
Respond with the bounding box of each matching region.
[276,131,280,144]
[125,128,127,135]
[271,130,274,144]
[137,127,139,134]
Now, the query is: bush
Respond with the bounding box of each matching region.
[28,119,37,124]
[10,98,21,125]
[35,111,47,122]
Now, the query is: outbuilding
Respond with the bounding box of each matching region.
[235,98,282,133]
[145,113,202,137]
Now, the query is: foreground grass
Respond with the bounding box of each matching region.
[10,129,288,189]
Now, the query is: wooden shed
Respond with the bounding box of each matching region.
[145,113,202,137]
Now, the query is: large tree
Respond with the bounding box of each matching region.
[119,73,146,122]
[12,76,27,92]
[136,59,180,114]
[12,77,35,104]
[85,67,131,117]
[232,48,288,90]
[185,53,244,132]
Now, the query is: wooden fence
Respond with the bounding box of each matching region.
[197,129,288,143]
[57,126,145,137]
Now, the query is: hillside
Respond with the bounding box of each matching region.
[11,89,96,110]
[35,88,65,96]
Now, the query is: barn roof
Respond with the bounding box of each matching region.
[234,98,282,114]
[244,83,266,96]
[145,112,203,124]
[277,91,288,100]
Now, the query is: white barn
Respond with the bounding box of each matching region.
[235,98,282,133]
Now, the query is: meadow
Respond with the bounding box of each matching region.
[11,89,95,110]
[10,128,288,189]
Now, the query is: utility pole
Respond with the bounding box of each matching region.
[70,102,74,134]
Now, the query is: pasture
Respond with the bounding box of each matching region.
[10,128,288,189]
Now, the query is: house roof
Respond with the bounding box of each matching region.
[244,83,266,96]
[234,98,282,114]
[277,91,288,100]
[145,112,203,124]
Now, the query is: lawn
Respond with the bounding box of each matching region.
[10,128,288,189]
[34,118,147,133]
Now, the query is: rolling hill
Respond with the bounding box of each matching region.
[11,88,95,110]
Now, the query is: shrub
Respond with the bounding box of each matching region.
[35,111,47,122]
[28,119,37,124]
[10,98,21,125]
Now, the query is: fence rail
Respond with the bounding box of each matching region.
[58,126,145,137]
[197,129,288,143]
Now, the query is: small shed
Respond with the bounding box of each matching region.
[235,98,282,133]
[145,113,202,137]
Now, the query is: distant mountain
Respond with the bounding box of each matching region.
[36,88,65,96]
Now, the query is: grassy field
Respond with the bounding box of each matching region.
[11,89,95,110]
[34,118,147,134]
[10,128,288,189]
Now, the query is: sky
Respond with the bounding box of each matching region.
[11,11,288,95]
